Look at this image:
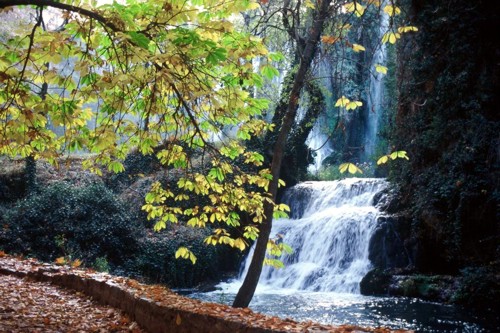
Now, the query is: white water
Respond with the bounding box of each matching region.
[363,11,390,161]
[238,178,387,293]
[306,122,333,174]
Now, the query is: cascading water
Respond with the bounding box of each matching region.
[190,179,489,331]
[363,10,389,161]
[306,122,333,174]
[239,178,387,293]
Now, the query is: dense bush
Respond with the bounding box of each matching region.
[0,179,241,288]
[453,266,500,312]
[123,227,228,288]
[1,182,143,267]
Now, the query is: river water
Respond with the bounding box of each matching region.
[189,284,490,332]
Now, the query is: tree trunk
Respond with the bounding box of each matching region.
[232,0,333,308]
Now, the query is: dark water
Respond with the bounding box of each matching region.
[187,283,496,332]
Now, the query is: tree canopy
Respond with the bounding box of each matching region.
[0,0,291,260]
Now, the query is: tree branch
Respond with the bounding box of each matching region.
[0,0,119,31]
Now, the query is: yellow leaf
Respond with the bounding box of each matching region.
[390,150,409,160]
[247,2,260,10]
[175,247,197,264]
[398,26,419,33]
[344,2,365,16]
[55,257,66,265]
[346,100,363,110]
[234,238,247,251]
[304,0,315,9]
[339,162,363,174]
[71,259,82,268]
[377,155,389,165]
[335,96,350,107]
[352,44,366,52]
[382,32,401,44]
[176,314,182,325]
[375,64,388,74]
[383,5,401,16]
[321,35,339,44]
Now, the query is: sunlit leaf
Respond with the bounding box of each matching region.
[375,64,388,74]
[304,0,315,9]
[55,257,66,265]
[377,155,389,165]
[382,32,401,44]
[398,26,419,33]
[383,5,401,16]
[390,150,410,160]
[321,35,338,44]
[352,44,366,52]
[344,2,365,16]
[346,100,363,110]
[175,247,197,264]
[339,162,363,174]
[335,96,350,107]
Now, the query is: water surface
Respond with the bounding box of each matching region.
[189,283,493,332]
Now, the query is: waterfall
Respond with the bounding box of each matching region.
[306,121,333,174]
[239,178,387,293]
[363,11,390,161]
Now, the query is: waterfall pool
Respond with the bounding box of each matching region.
[187,284,494,332]
[186,179,496,332]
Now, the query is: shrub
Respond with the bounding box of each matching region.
[124,226,225,288]
[1,182,143,267]
[453,266,500,312]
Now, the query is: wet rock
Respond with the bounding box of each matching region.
[360,269,391,295]
[368,215,415,270]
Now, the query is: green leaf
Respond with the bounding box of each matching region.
[268,52,284,62]
[206,48,227,65]
[127,32,151,49]
[261,65,279,80]
[108,161,125,173]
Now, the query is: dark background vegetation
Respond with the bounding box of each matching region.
[0,155,241,289]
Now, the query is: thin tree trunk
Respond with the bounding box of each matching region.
[232,0,333,308]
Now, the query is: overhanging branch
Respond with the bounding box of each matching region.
[0,0,119,31]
